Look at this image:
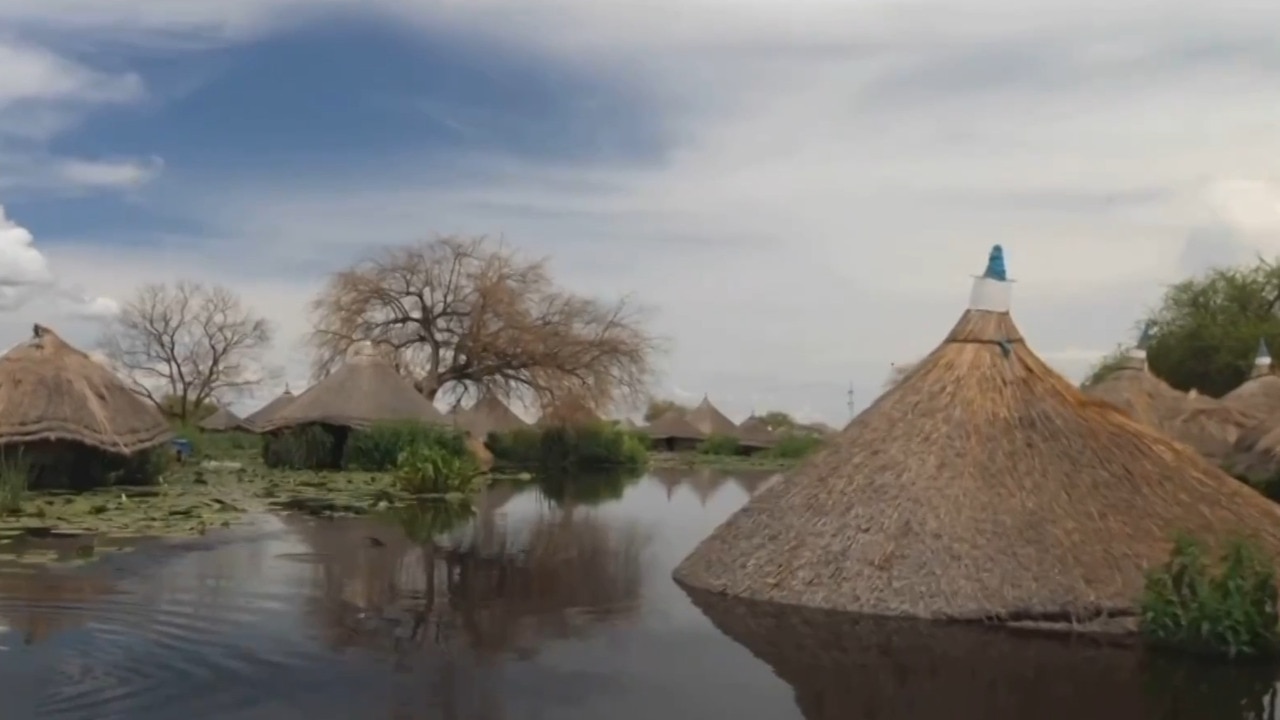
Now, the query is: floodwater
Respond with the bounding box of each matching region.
[0,468,1273,720]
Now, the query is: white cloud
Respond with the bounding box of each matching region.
[0,205,117,318]
[56,156,164,190]
[5,0,1280,422]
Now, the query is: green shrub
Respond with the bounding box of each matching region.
[263,426,335,470]
[697,434,741,456]
[1140,533,1280,659]
[346,421,469,471]
[488,422,647,471]
[765,432,824,460]
[171,423,260,461]
[0,449,29,513]
[394,444,482,495]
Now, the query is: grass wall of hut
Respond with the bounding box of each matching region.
[0,440,169,495]
[262,421,472,472]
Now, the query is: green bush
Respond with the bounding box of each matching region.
[394,444,482,495]
[1140,533,1280,659]
[765,432,824,460]
[0,449,29,513]
[488,422,647,471]
[345,421,469,471]
[263,426,335,470]
[697,434,741,456]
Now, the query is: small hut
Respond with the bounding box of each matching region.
[645,409,705,452]
[1081,324,1185,430]
[1223,338,1280,417]
[241,386,295,432]
[685,395,738,437]
[454,393,529,440]
[197,405,244,433]
[735,414,777,452]
[0,324,172,487]
[673,246,1280,628]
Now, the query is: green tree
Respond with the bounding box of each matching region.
[760,411,796,431]
[643,398,688,423]
[1144,260,1280,397]
[1080,345,1129,389]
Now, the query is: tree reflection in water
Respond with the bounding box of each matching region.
[683,585,1280,720]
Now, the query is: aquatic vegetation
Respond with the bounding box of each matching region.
[385,500,476,544]
[394,444,483,496]
[1141,533,1280,659]
[488,422,648,471]
[345,421,469,471]
[696,435,741,456]
[262,425,335,469]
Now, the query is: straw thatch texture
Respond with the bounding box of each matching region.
[686,396,738,436]
[1166,394,1261,463]
[0,324,171,454]
[1223,374,1280,417]
[645,409,705,441]
[1229,418,1280,483]
[257,357,447,431]
[673,309,1280,623]
[736,415,777,449]
[455,393,528,438]
[241,389,295,432]
[197,406,243,432]
[682,588,1270,720]
[1080,357,1185,430]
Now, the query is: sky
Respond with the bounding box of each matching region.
[3,0,1280,424]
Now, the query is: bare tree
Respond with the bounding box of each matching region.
[883,360,918,391]
[309,236,660,414]
[98,281,274,421]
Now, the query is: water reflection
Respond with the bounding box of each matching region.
[685,586,1280,720]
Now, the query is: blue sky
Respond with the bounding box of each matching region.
[0,0,1277,421]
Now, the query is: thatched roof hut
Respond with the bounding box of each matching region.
[0,324,171,454]
[673,246,1280,626]
[258,353,447,432]
[455,393,528,438]
[1080,330,1184,430]
[686,395,738,437]
[645,409,705,441]
[1167,392,1260,463]
[241,387,295,432]
[1223,338,1280,417]
[736,414,777,449]
[197,405,243,432]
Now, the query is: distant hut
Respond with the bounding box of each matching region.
[735,414,777,452]
[645,409,705,452]
[0,324,172,487]
[685,395,738,438]
[1223,338,1280,416]
[258,347,448,467]
[241,386,295,433]
[455,393,529,440]
[1081,323,1185,430]
[1167,393,1260,463]
[197,405,244,433]
[673,246,1280,628]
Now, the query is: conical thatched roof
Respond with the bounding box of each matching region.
[241,387,295,432]
[674,246,1280,624]
[197,405,243,432]
[645,409,705,441]
[736,415,776,449]
[1223,339,1280,416]
[686,395,738,437]
[0,324,171,454]
[455,393,528,438]
[1167,393,1260,463]
[1081,355,1184,430]
[258,354,447,432]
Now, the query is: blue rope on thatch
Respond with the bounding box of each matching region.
[1258,338,1271,361]
[982,245,1007,281]
[1137,321,1153,350]
[997,339,1013,358]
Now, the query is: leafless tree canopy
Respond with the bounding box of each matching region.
[98,281,273,421]
[308,236,660,414]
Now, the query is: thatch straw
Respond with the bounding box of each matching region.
[196,405,243,432]
[0,324,171,454]
[1081,356,1185,430]
[736,414,777,449]
[673,251,1280,625]
[1229,418,1280,483]
[645,409,705,441]
[257,356,447,431]
[1223,375,1280,417]
[682,588,1274,720]
[686,395,738,436]
[241,388,295,432]
[1166,394,1261,463]
[454,393,528,438]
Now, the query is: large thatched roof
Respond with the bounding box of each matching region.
[674,247,1280,624]
[645,409,705,441]
[258,355,447,431]
[197,405,243,432]
[0,324,171,454]
[1223,340,1280,416]
[1081,356,1184,430]
[241,387,295,431]
[1167,393,1260,463]
[455,393,528,438]
[686,395,738,437]
[736,415,777,449]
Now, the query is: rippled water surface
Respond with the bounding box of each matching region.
[0,467,1275,719]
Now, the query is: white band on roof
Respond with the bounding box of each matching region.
[967,276,1013,312]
